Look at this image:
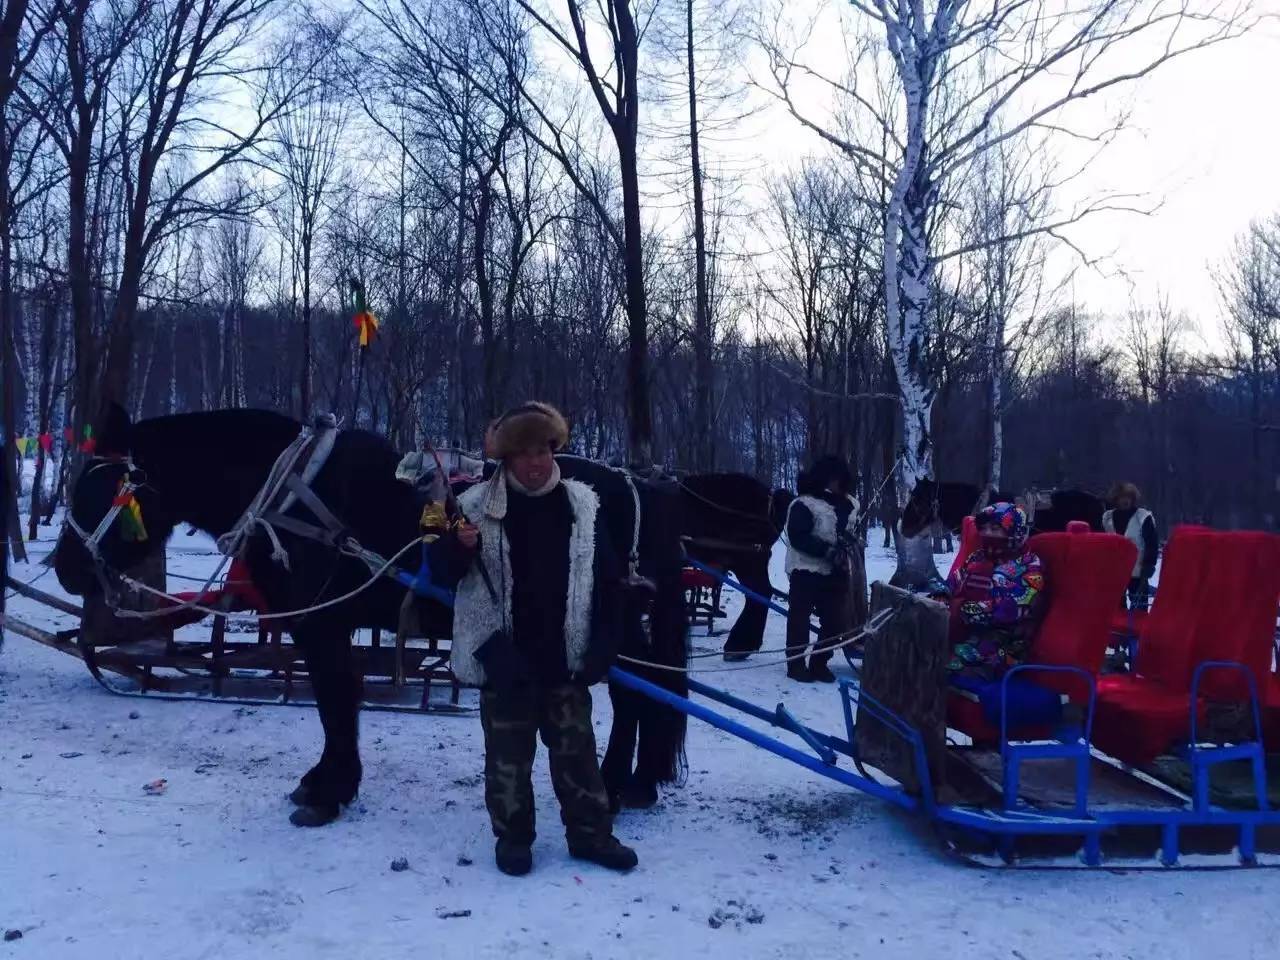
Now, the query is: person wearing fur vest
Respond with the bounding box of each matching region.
[447,402,636,877]
[783,455,863,683]
[1103,482,1159,612]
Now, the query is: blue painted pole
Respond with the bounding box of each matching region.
[608,666,917,811]
[685,557,820,637]
[686,677,854,760]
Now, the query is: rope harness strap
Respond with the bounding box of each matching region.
[60,415,412,624]
[217,415,339,568]
[617,603,903,675]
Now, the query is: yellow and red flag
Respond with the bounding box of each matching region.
[350,279,379,348]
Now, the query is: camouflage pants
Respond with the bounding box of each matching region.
[479,684,612,845]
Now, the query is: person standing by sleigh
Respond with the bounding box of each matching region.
[1103,482,1158,612]
[783,455,864,683]
[448,402,637,877]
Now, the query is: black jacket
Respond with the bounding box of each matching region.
[1112,507,1159,579]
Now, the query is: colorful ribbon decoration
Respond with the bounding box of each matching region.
[113,481,148,542]
[350,279,379,348]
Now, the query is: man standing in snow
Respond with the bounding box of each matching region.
[1103,482,1159,612]
[449,402,637,877]
[783,455,862,683]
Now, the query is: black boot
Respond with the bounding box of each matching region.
[495,838,533,877]
[786,658,812,682]
[568,834,639,872]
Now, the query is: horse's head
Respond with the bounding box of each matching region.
[55,405,174,597]
[901,479,940,536]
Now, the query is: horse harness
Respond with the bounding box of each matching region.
[65,418,652,621]
[64,416,356,617]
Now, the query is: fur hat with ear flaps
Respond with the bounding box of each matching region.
[485,402,570,461]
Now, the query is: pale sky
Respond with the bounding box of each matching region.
[1063,13,1280,335]
[713,0,1280,345]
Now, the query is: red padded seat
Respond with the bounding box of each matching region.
[946,516,979,584]
[1095,674,1204,765]
[681,567,719,591]
[1091,527,1280,765]
[1265,674,1280,747]
[1017,531,1137,702]
[164,557,269,621]
[1192,532,1280,701]
[1110,609,1147,639]
[946,528,1135,742]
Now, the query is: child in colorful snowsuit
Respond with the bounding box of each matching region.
[946,502,1046,681]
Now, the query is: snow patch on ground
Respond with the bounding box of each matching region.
[0,530,1262,960]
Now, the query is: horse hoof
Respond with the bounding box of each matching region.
[289,784,317,807]
[290,803,341,827]
[619,781,659,809]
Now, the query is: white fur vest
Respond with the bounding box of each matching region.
[785,494,859,576]
[1103,507,1152,578]
[451,473,600,686]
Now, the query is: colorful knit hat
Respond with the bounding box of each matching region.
[976,501,1029,550]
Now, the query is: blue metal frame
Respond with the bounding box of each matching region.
[1186,661,1269,814]
[607,667,918,811]
[608,659,1280,866]
[398,540,1279,866]
[998,665,1098,820]
[392,541,456,607]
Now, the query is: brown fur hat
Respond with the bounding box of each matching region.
[485,402,570,460]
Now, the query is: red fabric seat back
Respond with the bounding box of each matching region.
[1022,531,1137,700]
[1133,526,1217,691]
[1066,521,1091,534]
[225,557,269,613]
[947,515,980,583]
[1190,531,1280,700]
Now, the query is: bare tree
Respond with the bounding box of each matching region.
[1125,296,1186,526]
[432,0,657,462]
[963,125,1055,488]
[269,8,348,418]
[761,0,1251,497]
[211,176,262,407]
[2,0,58,560]
[1216,219,1280,525]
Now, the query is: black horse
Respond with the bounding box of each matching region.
[678,473,781,658]
[902,480,1019,533]
[53,407,687,826]
[1025,488,1106,533]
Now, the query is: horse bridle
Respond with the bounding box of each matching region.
[62,455,148,601]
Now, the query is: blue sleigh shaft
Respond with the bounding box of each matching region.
[685,557,821,637]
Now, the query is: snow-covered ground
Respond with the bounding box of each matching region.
[0,527,1271,960]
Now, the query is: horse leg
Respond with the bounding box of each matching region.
[723,557,770,660]
[620,583,688,810]
[290,624,363,827]
[602,682,640,813]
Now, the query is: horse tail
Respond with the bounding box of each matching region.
[627,480,688,786]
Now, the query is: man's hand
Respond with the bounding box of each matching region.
[455,522,479,551]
